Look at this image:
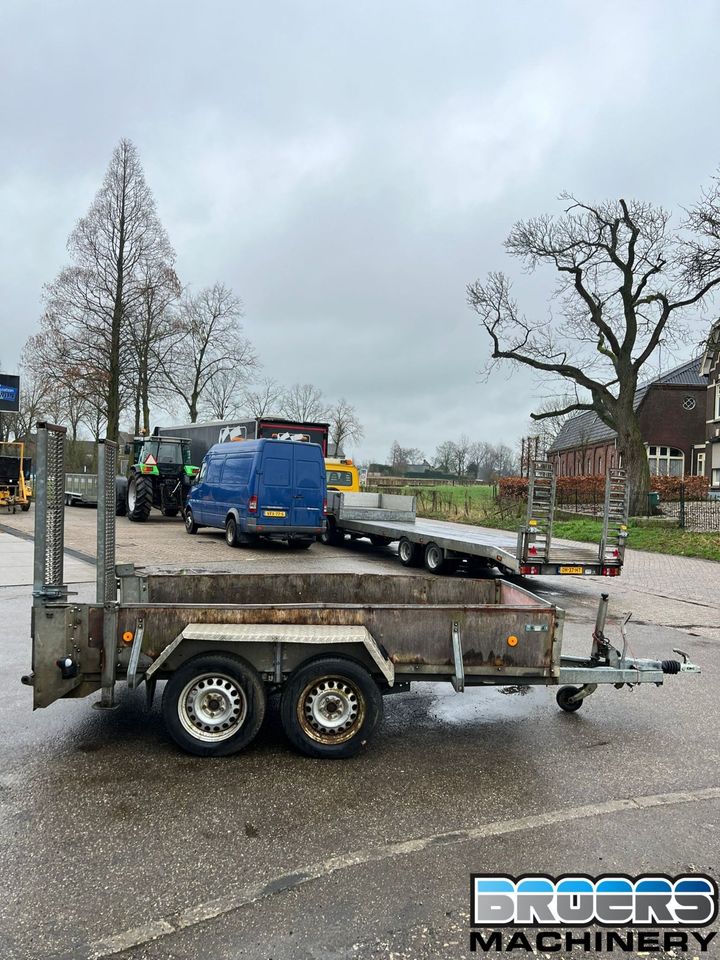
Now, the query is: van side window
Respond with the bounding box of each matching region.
[206,458,224,484]
[264,457,291,486]
[223,456,251,485]
[198,461,208,482]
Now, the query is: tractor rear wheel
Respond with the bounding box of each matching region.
[127,473,152,522]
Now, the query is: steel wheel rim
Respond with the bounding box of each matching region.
[399,540,413,562]
[226,519,235,544]
[427,545,442,569]
[178,672,248,742]
[297,675,365,744]
[185,511,193,531]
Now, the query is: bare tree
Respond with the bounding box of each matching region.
[433,440,457,473]
[327,398,364,455]
[468,187,720,510]
[450,433,471,476]
[280,383,328,422]
[39,139,175,441]
[128,263,182,434]
[388,441,424,471]
[241,377,285,418]
[163,283,257,422]
[200,366,247,421]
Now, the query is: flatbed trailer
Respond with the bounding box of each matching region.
[324,465,630,578]
[64,473,98,506]
[21,425,698,760]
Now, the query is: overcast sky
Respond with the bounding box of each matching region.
[2,0,720,462]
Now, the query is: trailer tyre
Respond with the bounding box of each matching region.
[126,473,152,521]
[398,537,422,567]
[424,542,446,574]
[320,519,344,545]
[556,685,583,713]
[281,657,383,759]
[162,654,266,757]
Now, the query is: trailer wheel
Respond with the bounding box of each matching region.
[398,537,422,567]
[281,657,383,759]
[369,534,393,547]
[184,508,198,534]
[556,685,583,713]
[115,477,127,517]
[424,542,446,574]
[127,473,152,522]
[162,654,266,757]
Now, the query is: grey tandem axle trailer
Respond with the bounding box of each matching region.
[324,464,630,578]
[22,425,699,759]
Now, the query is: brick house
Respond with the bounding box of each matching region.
[700,320,720,493]
[548,357,707,478]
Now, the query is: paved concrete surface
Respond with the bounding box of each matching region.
[1,516,718,959]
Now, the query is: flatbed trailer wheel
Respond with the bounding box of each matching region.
[556,685,583,712]
[398,537,422,567]
[281,657,383,759]
[162,654,266,757]
[424,541,446,574]
[320,519,344,545]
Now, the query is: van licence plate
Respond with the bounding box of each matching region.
[559,566,583,574]
[263,509,286,518]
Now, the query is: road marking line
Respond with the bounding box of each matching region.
[87,785,720,959]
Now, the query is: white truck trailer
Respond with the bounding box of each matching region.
[323,463,629,578]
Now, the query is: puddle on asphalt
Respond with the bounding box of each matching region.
[424,682,546,725]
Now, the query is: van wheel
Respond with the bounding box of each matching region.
[225,516,239,547]
[424,542,446,574]
[162,654,266,756]
[281,656,383,759]
[184,509,198,534]
[398,537,422,567]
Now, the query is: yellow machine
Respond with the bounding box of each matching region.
[325,457,360,493]
[0,441,32,512]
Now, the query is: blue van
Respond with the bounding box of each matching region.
[184,439,326,549]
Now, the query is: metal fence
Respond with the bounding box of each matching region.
[650,485,719,532]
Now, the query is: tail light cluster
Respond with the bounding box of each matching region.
[602,566,619,577]
[248,495,258,513]
[323,498,327,516]
[520,564,540,575]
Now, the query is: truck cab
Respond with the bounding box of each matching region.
[325,458,360,493]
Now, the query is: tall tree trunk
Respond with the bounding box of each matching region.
[615,417,650,516]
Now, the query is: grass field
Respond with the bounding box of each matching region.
[389,483,720,563]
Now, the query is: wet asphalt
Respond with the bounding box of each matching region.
[0,525,718,960]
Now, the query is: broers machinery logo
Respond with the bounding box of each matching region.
[470,874,718,954]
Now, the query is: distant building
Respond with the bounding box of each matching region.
[700,320,720,493]
[548,357,707,478]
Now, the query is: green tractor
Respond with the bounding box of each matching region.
[116,436,199,521]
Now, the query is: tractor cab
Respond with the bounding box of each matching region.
[121,436,198,521]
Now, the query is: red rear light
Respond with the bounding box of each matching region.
[520,565,540,575]
[602,566,619,577]
[248,495,258,513]
[323,498,327,516]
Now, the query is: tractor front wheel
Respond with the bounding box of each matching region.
[127,473,152,522]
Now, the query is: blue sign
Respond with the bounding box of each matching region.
[0,374,20,413]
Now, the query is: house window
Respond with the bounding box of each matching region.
[682,395,696,411]
[715,384,720,421]
[696,451,705,476]
[647,445,684,477]
[713,468,720,487]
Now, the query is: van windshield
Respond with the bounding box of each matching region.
[327,469,354,487]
